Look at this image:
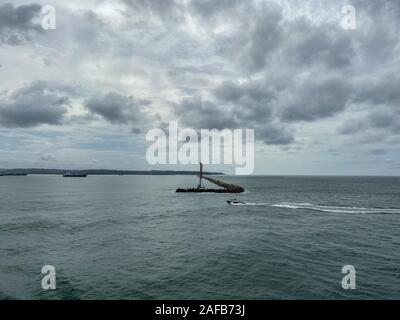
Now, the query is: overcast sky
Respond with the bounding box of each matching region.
[0,0,399,175]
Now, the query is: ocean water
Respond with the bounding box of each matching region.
[0,175,399,300]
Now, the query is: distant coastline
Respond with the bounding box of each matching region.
[0,168,224,176]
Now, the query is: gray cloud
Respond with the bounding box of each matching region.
[0,3,42,45]
[40,153,57,162]
[0,82,69,128]
[121,0,183,23]
[368,148,387,156]
[338,106,400,141]
[174,97,238,130]
[354,73,400,107]
[280,75,353,122]
[85,92,152,128]
[367,108,398,130]
[352,0,400,15]
[240,5,283,73]
[338,119,366,135]
[174,91,294,145]
[256,124,294,145]
[120,0,242,23]
[285,20,354,68]
[189,0,242,17]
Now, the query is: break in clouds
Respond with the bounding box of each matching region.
[0,0,399,174]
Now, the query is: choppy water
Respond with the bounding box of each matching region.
[0,175,399,299]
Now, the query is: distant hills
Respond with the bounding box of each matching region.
[0,168,224,176]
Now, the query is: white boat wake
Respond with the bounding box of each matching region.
[229,201,400,214]
[271,203,400,214]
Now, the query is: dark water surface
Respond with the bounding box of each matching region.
[1,175,399,299]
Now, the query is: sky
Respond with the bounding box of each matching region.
[0,0,399,175]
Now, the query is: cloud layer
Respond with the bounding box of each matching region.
[0,0,399,173]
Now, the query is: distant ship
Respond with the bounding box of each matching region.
[62,172,87,178]
[0,172,28,176]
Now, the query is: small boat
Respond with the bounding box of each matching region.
[227,199,246,205]
[62,172,87,178]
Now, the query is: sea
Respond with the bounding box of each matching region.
[0,175,399,299]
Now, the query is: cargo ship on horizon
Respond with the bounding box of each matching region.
[62,172,88,178]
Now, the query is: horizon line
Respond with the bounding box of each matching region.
[1,167,399,177]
